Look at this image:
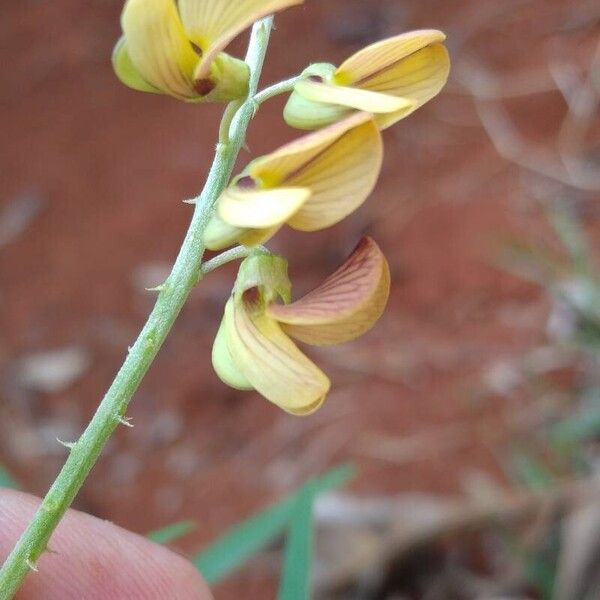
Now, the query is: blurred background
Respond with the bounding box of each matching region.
[2,0,600,598]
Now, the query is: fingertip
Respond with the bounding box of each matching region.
[0,489,212,599]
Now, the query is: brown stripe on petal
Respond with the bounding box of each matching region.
[227,300,330,414]
[267,237,391,346]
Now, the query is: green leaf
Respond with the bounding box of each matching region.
[147,520,196,544]
[193,463,354,584]
[0,466,18,490]
[278,486,314,600]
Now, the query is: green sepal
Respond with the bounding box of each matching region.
[197,52,250,103]
[234,253,291,306]
[283,63,352,130]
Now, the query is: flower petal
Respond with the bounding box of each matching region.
[238,226,283,248]
[121,0,199,98]
[293,80,415,114]
[334,30,447,86]
[212,312,254,390]
[112,36,161,93]
[178,0,304,79]
[359,44,449,129]
[225,298,330,415]
[284,117,383,231]
[249,112,383,230]
[267,237,390,346]
[218,186,311,228]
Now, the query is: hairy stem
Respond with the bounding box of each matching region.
[200,245,264,276]
[0,17,274,599]
[254,74,305,105]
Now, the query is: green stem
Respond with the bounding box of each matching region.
[201,245,266,276]
[254,74,304,105]
[0,16,274,599]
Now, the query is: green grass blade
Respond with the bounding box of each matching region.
[147,520,196,544]
[193,463,354,585]
[550,406,600,446]
[0,466,18,490]
[278,486,314,600]
[195,492,295,584]
[512,452,555,491]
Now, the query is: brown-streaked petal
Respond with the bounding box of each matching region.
[249,112,375,187]
[267,237,390,346]
[334,30,447,86]
[284,117,383,231]
[359,43,449,129]
[246,112,382,230]
[177,0,304,80]
[121,0,199,98]
[225,298,330,415]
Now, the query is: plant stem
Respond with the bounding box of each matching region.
[218,99,243,144]
[201,245,264,276]
[254,74,305,106]
[0,16,274,599]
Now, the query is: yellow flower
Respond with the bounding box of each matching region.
[284,30,450,130]
[212,237,390,415]
[113,0,303,102]
[204,112,383,250]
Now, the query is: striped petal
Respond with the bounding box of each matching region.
[112,36,161,93]
[250,112,383,230]
[292,80,415,114]
[121,0,199,98]
[267,237,390,346]
[360,44,449,129]
[225,299,330,415]
[338,31,449,128]
[218,186,311,228]
[178,0,304,79]
[212,313,253,390]
[334,30,447,86]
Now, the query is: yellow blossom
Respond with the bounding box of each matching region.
[284,30,450,130]
[113,0,303,102]
[212,237,390,414]
[204,112,383,250]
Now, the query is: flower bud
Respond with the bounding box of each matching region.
[284,64,353,129]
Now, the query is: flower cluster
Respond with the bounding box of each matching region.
[113,0,449,414]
